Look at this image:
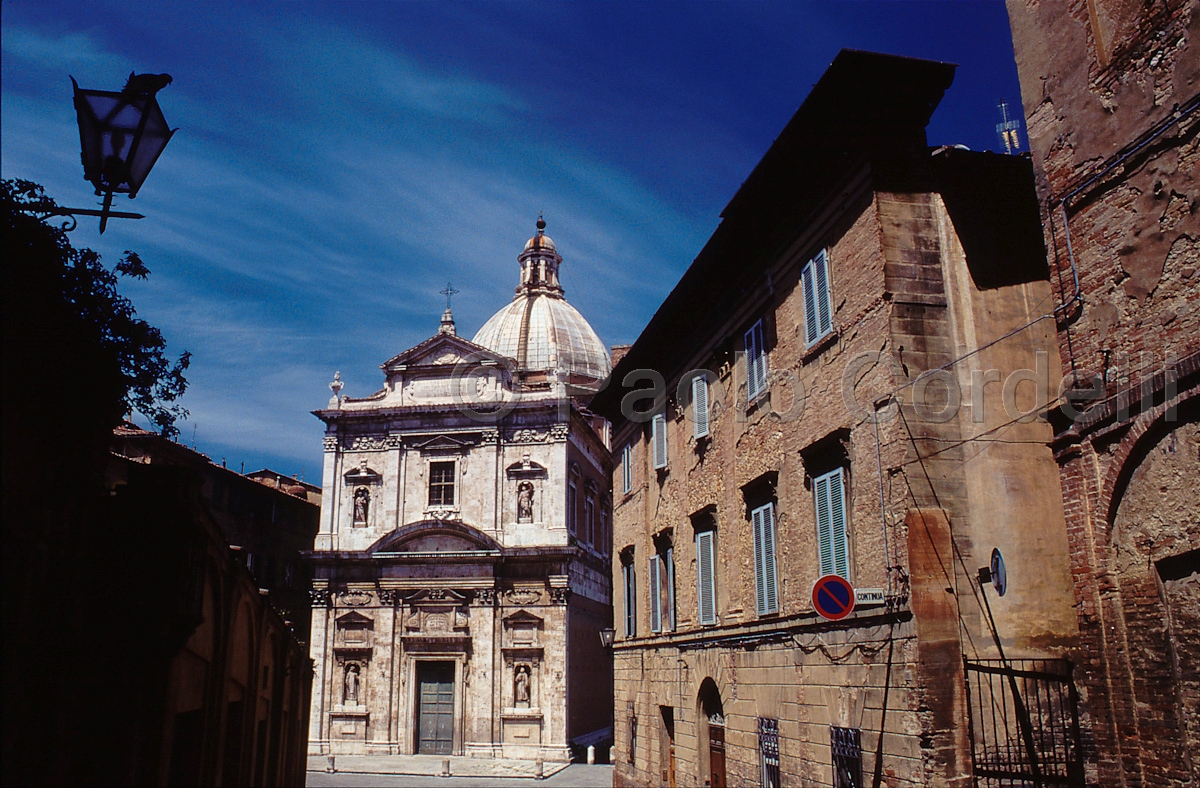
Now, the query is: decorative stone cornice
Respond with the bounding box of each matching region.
[310,588,333,607]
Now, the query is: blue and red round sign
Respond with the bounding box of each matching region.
[811,574,855,620]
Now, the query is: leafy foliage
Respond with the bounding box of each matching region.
[2,178,190,436]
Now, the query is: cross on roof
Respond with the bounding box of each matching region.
[439,281,460,310]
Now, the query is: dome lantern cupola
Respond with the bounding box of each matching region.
[517,214,563,296]
[473,217,611,385]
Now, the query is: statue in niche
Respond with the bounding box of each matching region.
[516,481,534,523]
[353,487,369,524]
[344,663,361,704]
[514,664,531,707]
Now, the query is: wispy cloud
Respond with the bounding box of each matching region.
[1,1,1025,480]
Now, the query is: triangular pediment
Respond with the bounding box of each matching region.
[336,610,374,627]
[502,609,544,626]
[413,434,473,451]
[382,333,511,373]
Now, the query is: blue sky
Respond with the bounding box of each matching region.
[2,1,1024,483]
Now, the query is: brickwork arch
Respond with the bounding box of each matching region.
[1100,389,1199,529]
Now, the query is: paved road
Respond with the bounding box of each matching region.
[306,764,613,787]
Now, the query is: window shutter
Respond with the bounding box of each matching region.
[622,445,632,493]
[815,249,833,336]
[815,468,848,579]
[666,546,676,631]
[752,506,767,614]
[697,530,716,625]
[762,504,778,613]
[652,414,667,469]
[829,468,849,579]
[692,375,709,439]
[649,555,662,633]
[754,323,768,399]
[752,503,778,614]
[745,322,767,400]
[815,474,834,576]
[623,562,636,637]
[802,261,819,345]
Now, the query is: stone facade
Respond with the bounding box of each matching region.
[593,51,1082,787]
[1006,1,1200,784]
[306,228,614,761]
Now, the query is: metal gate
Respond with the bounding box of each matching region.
[964,658,1084,787]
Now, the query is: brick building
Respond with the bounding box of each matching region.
[111,424,321,641]
[1006,1,1199,784]
[592,50,1085,787]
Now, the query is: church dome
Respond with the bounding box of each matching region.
[472,219,611,383]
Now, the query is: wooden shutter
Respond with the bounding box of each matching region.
[652,414,667,469]
[745,322,767,400]
[802,261,819,345]
[815,473,834,576]
[814,250,833,337]
[623,561,636,637]
[666,546,676,631]
[622,445,632,492]
[761,504,777,613]
[697,530,716,625]
[815,468,848,578]
[752,503,778,614]
[753,322,768,397]
[649,555,662,633]
[828,468,849,578]
[693,375,709,439]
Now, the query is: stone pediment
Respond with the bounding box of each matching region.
[369,520,502,555]
[413,434,473,451]
[505,457,548,479]
[344,462,382,484]
[336,610,374,626]
[382,333,511,373]
[502,609,544,626]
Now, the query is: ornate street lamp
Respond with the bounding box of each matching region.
[599,628,616,648]
[34,72,176,233]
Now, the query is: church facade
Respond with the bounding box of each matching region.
[306,220,614,762]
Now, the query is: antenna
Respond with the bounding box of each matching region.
[996,99,1022,155]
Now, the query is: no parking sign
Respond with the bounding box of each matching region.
[811,574,856,620]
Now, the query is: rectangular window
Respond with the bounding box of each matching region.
[568,482,578,535]
[758,718,780,788]
[600,509,610,555]
[428,461,456,506]
[696,529,718,625]
[814,467,849,579]
[648,555,662,633]
[622,558,636,637]
[665,545,676,632]
[621,444,633,493]
[584,497,595,546]
[801,249,833,346]
[752,502,778,615]
[745,320,768,401]
[652,413,667,470]
[831,727,862,788]
[692,375,710,439]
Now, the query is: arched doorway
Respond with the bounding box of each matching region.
[1109,414,1200,777]
[696,678,725,788]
